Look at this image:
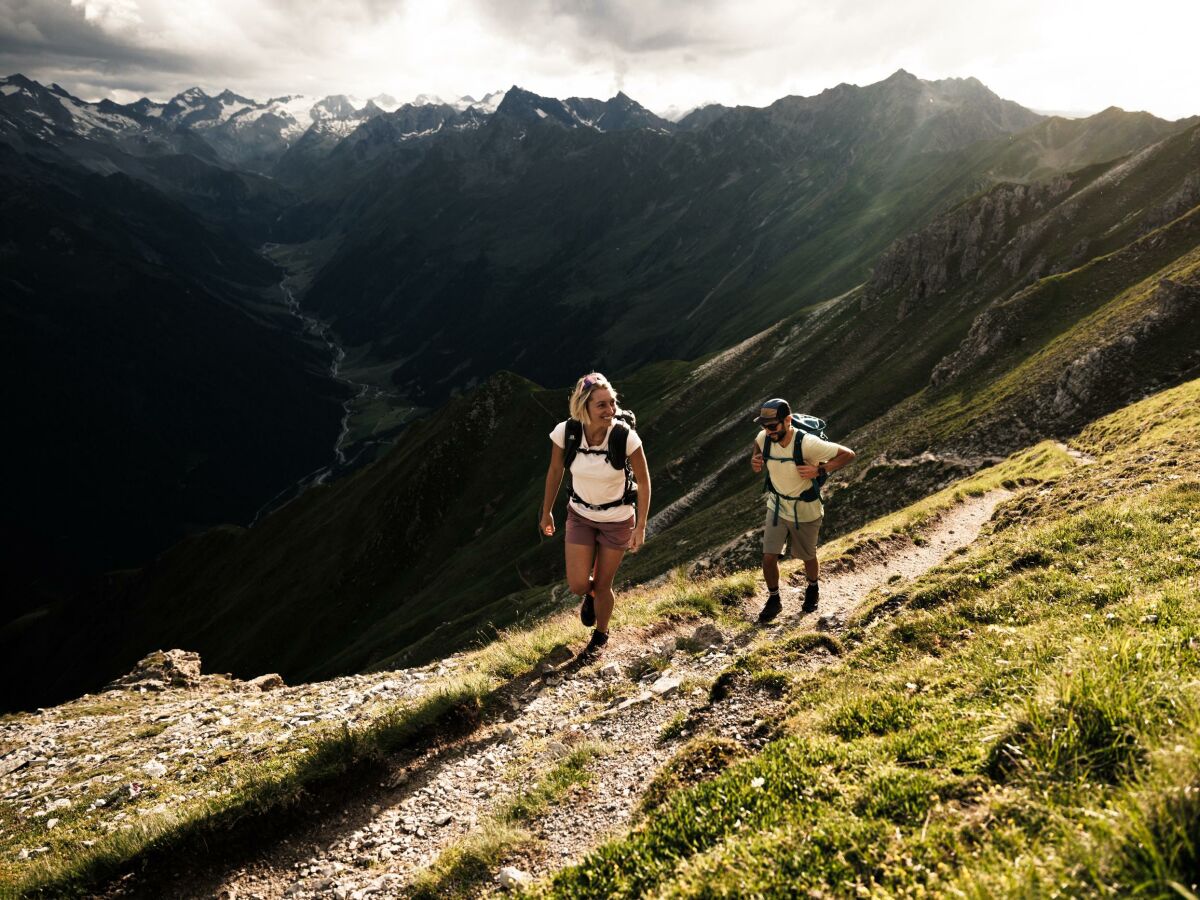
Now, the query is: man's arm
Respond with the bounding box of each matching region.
[750,439,765,473]
[795,443,855,479]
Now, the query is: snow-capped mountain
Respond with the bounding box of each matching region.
[405,89,508,114]
[2,75,687,180]
[0,73,216,163]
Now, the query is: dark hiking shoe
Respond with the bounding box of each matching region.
[582,629,609,656]
[580,592,596,627]
[757,592,782,624]
[802,581,819,612]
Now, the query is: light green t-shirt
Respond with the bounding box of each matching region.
[755,429,842,523]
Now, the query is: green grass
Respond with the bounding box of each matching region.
[410,742,607,899]
[5,677,490,896]
[530,378,1200,898]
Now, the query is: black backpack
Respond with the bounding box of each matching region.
[563,411,638,510]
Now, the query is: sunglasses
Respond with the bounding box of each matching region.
[761,420,785,432]
[581,372,606,390]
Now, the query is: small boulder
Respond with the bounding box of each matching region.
[544,740,571,760]
[496,867,532,891]
[606,691,654,714]
[247,673,286,691]
[599,662,623,679]
[690,623,725,649]
[650,674,682,697]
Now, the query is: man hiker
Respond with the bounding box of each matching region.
[750,398,856,623]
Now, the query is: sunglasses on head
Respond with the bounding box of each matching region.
[581,372,606,390]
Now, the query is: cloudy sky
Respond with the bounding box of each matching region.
[1,0,1197,119]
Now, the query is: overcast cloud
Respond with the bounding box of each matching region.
[1,0,1197,119]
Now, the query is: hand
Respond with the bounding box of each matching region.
[539,511,555,537]
[750,452,764,473]
[629,525,647,553]
[794,464,822,479]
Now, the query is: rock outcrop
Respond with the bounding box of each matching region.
[103,650,208,692]
[1049,278,1200,419]
[103,650,287,693]
[863,177,1074,319]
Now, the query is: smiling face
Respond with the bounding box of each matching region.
[762,417,790,442]
[587,387,617,427]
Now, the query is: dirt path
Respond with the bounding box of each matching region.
[115,491,1009,900]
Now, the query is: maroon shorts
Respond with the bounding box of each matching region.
[565,505,635,550]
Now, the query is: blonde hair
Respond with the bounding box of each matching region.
[569,372,619,427]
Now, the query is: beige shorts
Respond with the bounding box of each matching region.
[762,512,823,560]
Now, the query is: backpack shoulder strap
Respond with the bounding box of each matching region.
[607,422,630,471]
[563,419,583,469]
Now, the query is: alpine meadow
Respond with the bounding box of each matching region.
[1,47,1199,900]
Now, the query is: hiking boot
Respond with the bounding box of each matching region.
[757,592,782,624]
[580,592,596,627]
[802,581,819,612]
[582,629,609,656]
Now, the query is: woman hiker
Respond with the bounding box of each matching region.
[540,372,651,655]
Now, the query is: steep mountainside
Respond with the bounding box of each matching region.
[288,73,1189,406]
[10,118,1198,713]
[0,148,349,671]
[292,72,1054,403]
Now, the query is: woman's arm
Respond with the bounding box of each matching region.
[540,442,566,536]
[629,445,651,552]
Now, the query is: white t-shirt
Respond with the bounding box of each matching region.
[754,428,841,523]
[550,419,643,522]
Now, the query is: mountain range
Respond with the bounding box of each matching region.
[1,69,1198,711]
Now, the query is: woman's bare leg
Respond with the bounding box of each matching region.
[591,545,627,633]
[565,541,596,597]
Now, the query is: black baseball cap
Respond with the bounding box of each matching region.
[753,398,791,424]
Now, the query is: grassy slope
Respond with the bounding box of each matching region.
[863,205,1200,456]
[534,375,1200,899]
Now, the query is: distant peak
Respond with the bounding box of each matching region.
[886,68,918,82]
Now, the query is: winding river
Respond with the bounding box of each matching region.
[249,273,380,526]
